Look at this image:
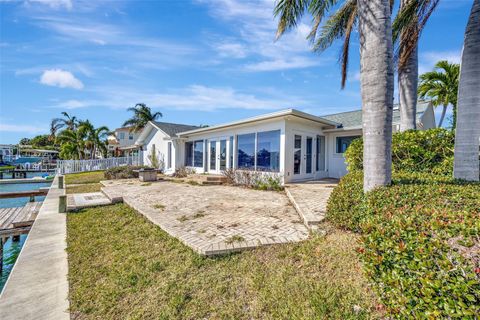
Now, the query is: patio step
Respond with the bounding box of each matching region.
[100,187,124,204]
[206,176,227,182]
[201,180,224,186]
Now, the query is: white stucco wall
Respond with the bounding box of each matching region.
[142,128,175,172]
[326,129,362,179]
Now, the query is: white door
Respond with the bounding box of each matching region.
[208,138,228,174]
[292,133,316,181]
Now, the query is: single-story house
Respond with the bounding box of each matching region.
[135,101,435,183]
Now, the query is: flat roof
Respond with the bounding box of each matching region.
[177,109,339,137]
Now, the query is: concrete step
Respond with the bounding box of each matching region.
[201,181,224,186]
[67,192,112,211]
[101,187,124,204]
[206,176,227,182]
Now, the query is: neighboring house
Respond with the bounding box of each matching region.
[136,122,201,169]
[113,126,142,156]
[0,144,15,163]
[136,101,435,182]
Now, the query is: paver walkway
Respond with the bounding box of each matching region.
[285,179,338,228]
[101,179,309,255]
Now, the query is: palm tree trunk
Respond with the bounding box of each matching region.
[438,104,447,127]
[399,45,418,131]
[358,0,394,192]
[454,0,480,181]
[398,0,418,132]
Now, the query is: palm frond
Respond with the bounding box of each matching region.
[394,0,440,70]
[274,0,311,39]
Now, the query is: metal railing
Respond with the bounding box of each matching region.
[56,156,142,174]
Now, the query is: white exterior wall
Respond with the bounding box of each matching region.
[326,129,362,178]
[142,129,175,173]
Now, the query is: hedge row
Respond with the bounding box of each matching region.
[345,128,455,175]
[327,172,480,317]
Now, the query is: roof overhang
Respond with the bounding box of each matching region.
[177,109,339,138]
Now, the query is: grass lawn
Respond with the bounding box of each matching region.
[66,183,102,194]
[67,204,381,319]
[65,171,105,185]
[65,171,105,194]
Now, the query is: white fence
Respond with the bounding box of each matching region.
[56,156,142,174]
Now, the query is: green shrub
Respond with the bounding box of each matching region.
[104,165,147,180]
[325,171,366,232]
[345,128,455,175]
[327,171,480,318]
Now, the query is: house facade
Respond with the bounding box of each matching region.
[136,102,435,183]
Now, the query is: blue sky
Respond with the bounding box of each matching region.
[0,0,473,144]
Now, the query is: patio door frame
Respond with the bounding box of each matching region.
[292,130,317,181]
[208,137,230,174]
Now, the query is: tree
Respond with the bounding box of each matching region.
[122,103,162,132]
[51,112,78,137]
[275,0,394,191]
[418,60,460,128]
[454,0,480,181]
[300,0,438,131]
[56,129,85,160]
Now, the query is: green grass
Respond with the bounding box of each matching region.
[67,204,381,319]
[65,171,105,185]
[67,183,102,194]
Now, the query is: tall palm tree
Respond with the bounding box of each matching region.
[297,0,438,130]
[275,0,394,191]
[56,129,85,160]
[51,112,78,136]
[122,103,162,132]
[418,60,460,128]
[454,0,480,182]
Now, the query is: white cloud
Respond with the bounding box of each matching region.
[40,69,84,89]
[0,123,47,134]
[27,0,72,10]
[215,42,247,58]
[419,50,462,74]
[197,0,326,71]
[53,84,308,111]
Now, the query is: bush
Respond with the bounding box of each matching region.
[345,128,455,175]
[172,166,195,178]
[327,171,480,317]
[104,166,148,180]
[222,169,284,191]
[325,171,366,232]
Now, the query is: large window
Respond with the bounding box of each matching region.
[256,130,280,172]
[237,133,255,169]
[316,135,325,171]
[336,136,360,153]
[185,142,193,166]
[193,140,204,167]
[185,141,204,167]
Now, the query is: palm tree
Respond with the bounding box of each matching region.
[51,112,78,136]
[454,0,480,181]
[275,0,395,191]
[123,103,162,132]
[418,61,460,128]
[56,129,85,160]
[295,0,438,130]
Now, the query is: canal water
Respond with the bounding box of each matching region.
[0,181,52,291]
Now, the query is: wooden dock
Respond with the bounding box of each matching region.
[0,202,42,272]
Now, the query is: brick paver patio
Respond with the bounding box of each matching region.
[101,179,309,255]
[285,179,339,228]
